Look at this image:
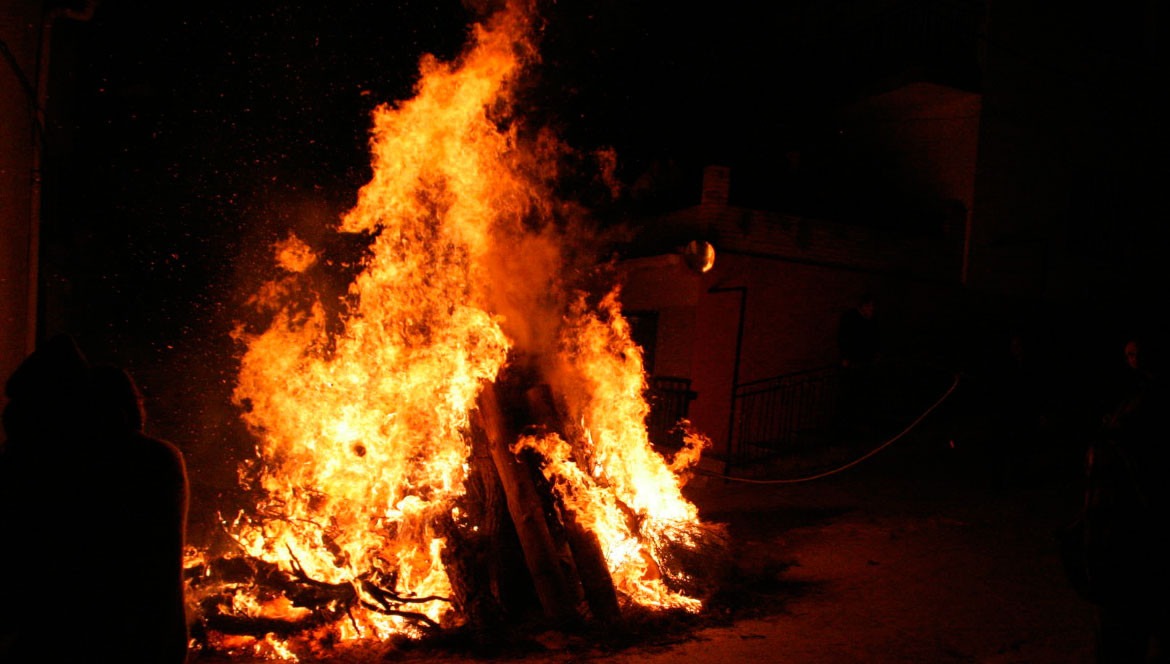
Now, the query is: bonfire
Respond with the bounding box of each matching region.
[183,2,722,660]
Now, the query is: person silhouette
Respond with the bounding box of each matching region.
[85,364,190,663]
[1080,335,1170,663]
[0,335,189,663]
[836,292,880,435]
[837,292,879,370]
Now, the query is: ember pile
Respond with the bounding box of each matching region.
[183,2,723,660]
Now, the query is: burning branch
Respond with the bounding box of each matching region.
[359,580,442,631]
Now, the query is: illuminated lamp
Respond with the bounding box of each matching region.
[682,240,716,273]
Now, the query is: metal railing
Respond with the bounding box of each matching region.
[727,366,840,469]
[646,376,697,450]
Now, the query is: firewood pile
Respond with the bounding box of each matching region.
[184,370,731,657]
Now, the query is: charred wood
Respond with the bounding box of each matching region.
[191,546,453,639]
[202,611,331,637]
[444,429,525,635]
[525,384,622,623]
[473,382,581,626]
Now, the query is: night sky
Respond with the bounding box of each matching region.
[42,0,814,357]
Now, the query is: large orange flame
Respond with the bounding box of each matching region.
[199,1,709,657]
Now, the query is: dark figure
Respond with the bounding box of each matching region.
[1078,337,1170,663]
[836,293,880,433]
[986,330,1050,487]
[0,334,92,657]
[837,292,879,370]
[0,336,189,663]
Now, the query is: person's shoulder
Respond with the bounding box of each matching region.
[127,432,186,470]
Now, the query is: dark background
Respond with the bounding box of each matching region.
[39,0,981,362]
[41,0,825,349]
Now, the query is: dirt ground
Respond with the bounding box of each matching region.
[636,450,1096,664]
[501,425,1096,664]
[190,403,1100,664]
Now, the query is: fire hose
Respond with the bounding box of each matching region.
[695,372,962,484]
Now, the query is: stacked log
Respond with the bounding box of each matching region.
[472,383,581,626]
[190,374,634,648]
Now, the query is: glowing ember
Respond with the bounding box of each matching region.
[188,1,711,656]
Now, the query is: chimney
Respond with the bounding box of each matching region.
[700,164,730,208]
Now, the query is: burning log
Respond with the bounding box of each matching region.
[187,541,451,646]
[358,579,443,630]
[443,426,550,639]
[524,384,622,623]
[186,555,348,638]
[473,382,582,626]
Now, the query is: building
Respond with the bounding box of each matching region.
[620,0,1170,471]
[621,164,969,471]
[0,0,42,387]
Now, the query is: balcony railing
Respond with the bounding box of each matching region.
[726,366,840,470]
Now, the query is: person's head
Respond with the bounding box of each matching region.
[1124,339,1141,371]
[1009,333,1025,362]
[857,293,875,319]
[88,365,145,434]
[3,333,90,443]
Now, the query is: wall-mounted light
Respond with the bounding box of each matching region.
[682,239,716,274]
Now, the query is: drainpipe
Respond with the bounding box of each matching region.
[28,0,97,350]
[707,284,746,478]
[960,208,972,286]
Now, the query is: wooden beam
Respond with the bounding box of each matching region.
[475,383,580,626]
[525,385,622,623]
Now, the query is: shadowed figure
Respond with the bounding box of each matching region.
[1,335,189,663]
[836,292,880,435]
[1079,336,1170,663]
[985,328,1052,488]
[837,292,879,371]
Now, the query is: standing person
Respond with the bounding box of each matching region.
[0,334,92,659]
[837,292,880,434]
[838,292,879,370]
[86,364,190,664]
[1078,335,1170,663]
[0,335,189,664]
[985,328,1050,487]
